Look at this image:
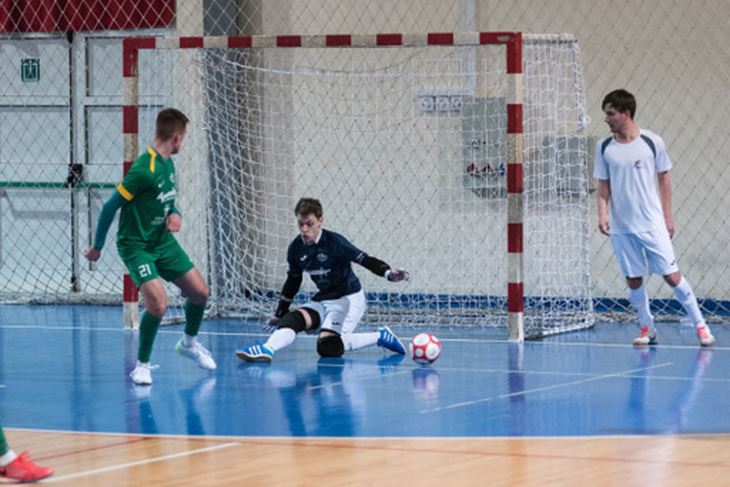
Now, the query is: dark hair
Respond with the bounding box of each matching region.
[602,89,636,119]
[155,108,189,141]
[294,198,323,219]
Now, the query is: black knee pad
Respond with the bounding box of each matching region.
[277,310,307,332]
[278,307,321,333]
[317,333,344,358]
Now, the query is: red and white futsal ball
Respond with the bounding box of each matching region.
[410,332,441,365]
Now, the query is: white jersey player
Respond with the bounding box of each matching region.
[594,89,714,347]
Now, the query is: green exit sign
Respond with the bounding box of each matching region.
[21,58,40,82]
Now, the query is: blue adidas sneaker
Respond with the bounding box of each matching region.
[377,326,406,355]
[236,343,274,363]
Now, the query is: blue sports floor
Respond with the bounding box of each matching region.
[1,304,728,438]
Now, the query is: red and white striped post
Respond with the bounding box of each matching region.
[121,32,525,338]
[121,37,155,329]
[502,33,524,341]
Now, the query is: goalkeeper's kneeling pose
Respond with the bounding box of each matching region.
[235,197,409,363]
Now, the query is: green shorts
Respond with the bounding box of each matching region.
[117,234,195,288]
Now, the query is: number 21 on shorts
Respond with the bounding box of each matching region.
[138,263,152,278]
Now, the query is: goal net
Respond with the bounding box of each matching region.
[128,32,592,339]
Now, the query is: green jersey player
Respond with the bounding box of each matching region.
[85,108,216,385]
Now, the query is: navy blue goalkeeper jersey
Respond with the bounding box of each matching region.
[286,229,366,301]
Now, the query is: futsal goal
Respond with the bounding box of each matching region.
[122,31,592,340]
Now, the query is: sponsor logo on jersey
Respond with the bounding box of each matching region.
[634,159,643,169]
[316,252,328,263]
[308,268,331,277]
[156,189,176,203]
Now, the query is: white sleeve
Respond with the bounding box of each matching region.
[654,134,673,172]
[593,138,609,180]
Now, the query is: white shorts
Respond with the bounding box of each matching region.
[301,289,366,335]
[610,229,679,278]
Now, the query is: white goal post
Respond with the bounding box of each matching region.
[122,31,592,340]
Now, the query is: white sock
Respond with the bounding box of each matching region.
[264,328,296,352]
[628,285,654,329]
[182,334,196,347]
[672,277,705,326]
[341,332,379,351]
[0,450,17,466]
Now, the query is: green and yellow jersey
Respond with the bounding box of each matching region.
[116,147,177,247]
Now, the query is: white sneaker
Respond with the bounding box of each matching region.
[633,325,658,346]
[176,338,217,370]
[129,361,158,385]
[697,324,716,347]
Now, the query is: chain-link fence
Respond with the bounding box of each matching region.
[1,0,728,323]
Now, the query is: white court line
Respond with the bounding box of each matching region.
[2,321,727,351]
[0,323,278,339]
[421,361,676,414]
[40,441,238,484]
[2,321,729,355]
[7,425,730,443]
[306,368,412,392]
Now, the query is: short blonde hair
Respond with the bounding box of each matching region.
[155,108,189,141]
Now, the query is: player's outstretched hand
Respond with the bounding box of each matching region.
[387,268,410,282]
[84,247,101,262]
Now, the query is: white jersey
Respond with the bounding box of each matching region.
[593,129,672,234]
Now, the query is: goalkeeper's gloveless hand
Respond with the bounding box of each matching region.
[386,268,410,282]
